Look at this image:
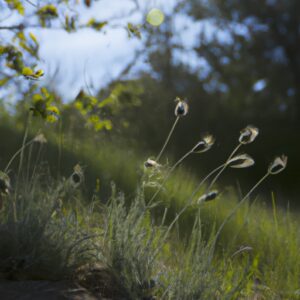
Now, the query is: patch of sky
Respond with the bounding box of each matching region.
[271,46,287,64]
[203,79,228,94]
[253,79,267,92]
[1,0,252,101]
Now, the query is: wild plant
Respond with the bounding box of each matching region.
[97,186,165,299]
[208,154,288,261]
[155,97,189,162]
[144,99,286,230]
[141,97,288,299]
[160,213,251,300]
[0,138,95,280]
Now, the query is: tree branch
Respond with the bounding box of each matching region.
[0,24,25,31]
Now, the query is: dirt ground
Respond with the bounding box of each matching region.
[0,280,102,300]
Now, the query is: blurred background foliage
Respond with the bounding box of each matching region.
[0,0,299,205]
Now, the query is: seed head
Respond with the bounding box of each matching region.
[239,125,259,144]
[144,158,161,169]
[198,190,219,203]
[33,133,47,144]
[268,155,287,175]
[227,154,255,168]
[192,134,215,153]
[70,164,84,188]
[174,97,188,117]
[0,172,11,195]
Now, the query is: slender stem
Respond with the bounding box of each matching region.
[148,149,193,206]
[4,140,34,173]
[30,143,43,189]
[18,113,31,178]
[156,116,180,162]
[57,118,63,178]
[151,181,202,262]
[153,163,241,259]
[12,112,31,222]
[152,164,227,242]
[207,143,242,191]
[187,163,226,203]
[26,143,33,192]
[209,172,270,261]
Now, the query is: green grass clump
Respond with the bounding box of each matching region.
[96,187,164,299]
[0,164,95,280]
[90,189,254,299]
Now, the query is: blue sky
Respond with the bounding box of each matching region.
[34,0,200,99]
[1,0,209,100]
[1,0,263,102]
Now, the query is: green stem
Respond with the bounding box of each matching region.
[5,139,34,173]
[57,118,63,178]
[209,172,270,261]
[207,143,242,191]
[187,163,226,203]
[152,163,228,243]
[12,112,32,222]
[17,113,31,178]
[156,116,180,162]
[148,149,193,206]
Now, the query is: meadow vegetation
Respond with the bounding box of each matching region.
[0,1,299,299]
[0,102,298,299]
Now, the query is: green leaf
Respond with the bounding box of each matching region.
[87,18,108,31]
[29,32,39,45]
[22,67,34,76]
[37,5,58,17]
[46,106,60,123]
[127,23,142,39]
[5,0,25,15]
[22,67,44,80]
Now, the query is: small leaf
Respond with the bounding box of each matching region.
[127,23,142,39]
[37,5,58,17]
[29,32,39,45]
[22,67,44,80]
[35,69,44,77]
[22,67,34,76]
[16,31,26,41]
[46,105,60,123]
[5,0,24,15]
[87,18,107,31]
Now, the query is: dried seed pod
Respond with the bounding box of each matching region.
[0,172,11,195]
[192,134,215,153]
[268,155,287,175]
[227,154,255,168]
[239,125,259,144]
[70,164,84,188]
[174,97,188,117]
[198,190,219,203]
[33,133,47,144]
[144,158,161,168]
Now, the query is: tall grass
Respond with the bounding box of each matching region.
[0,143,96,280]
[0,117,299,298]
